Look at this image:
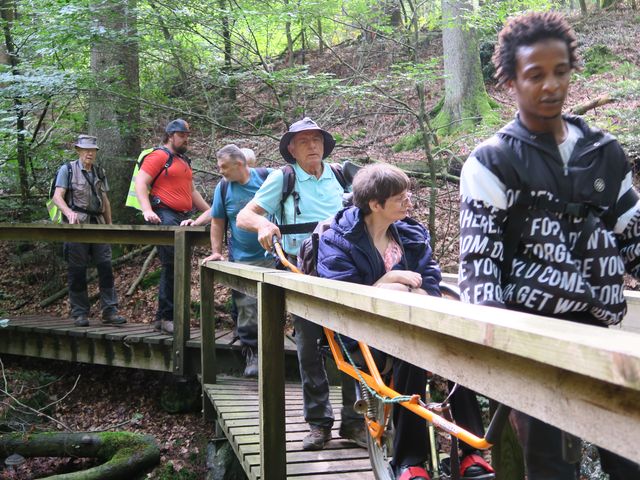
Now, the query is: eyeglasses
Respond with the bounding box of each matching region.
[395,192,413,207]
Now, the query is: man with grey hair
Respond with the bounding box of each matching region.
[52,135,126,327]
[237,117,366,451]
[201,144,272,377]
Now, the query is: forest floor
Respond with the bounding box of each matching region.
[1,8,639,479]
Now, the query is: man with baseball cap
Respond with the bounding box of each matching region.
[134,119,209,333]
[237,117,366,451]
[51,134,126,327]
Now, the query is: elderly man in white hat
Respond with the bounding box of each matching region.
[237,117,366,451]
[51,134,126,327]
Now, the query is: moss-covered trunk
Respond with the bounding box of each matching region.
[435,0,497,134]
[0,431,160,479]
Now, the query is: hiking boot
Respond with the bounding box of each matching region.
[339,419,368,448]
[152,320,162,332]
[73,315,89,327]
[102,313,126,325]
[160,320,174,334]
[243,347,258,378]
[302,425,332,451]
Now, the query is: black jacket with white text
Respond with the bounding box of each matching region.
[459,114,640,325]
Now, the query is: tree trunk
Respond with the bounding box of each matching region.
[0,431,159,479]
[435,0,497,133]
[1,0,29,202]
[316,18,324,53]
[218,0,236,101]
[284,0,294,67]
[89,0,140,225]
[579,0,588,14]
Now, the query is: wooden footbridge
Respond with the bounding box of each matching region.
[2,224,640,479]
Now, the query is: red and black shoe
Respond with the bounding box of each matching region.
[397,465,431,480]
[440,453,495,480]
[460,453,495,480]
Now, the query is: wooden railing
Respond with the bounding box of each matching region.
[201,261,640,480]
[0,223,210,376]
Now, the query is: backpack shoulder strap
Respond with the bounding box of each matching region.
[280,164,296,204]
[276,164,318,235]
[329,163,349,192]
[64,162,74,208]
[255,167,270,181]
[492,135,529,280]
[148,147,175,188]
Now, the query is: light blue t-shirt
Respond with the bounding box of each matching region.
[253,162,346,255]
[212,168,272,262]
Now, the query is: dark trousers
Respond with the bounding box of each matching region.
[391,358,429,468]
[153,208,189,322]
[511,411,639,480]
[449,381,486,456]
[64,242,118,318]
[383,359,485,469]
[292,315,360,428]
[508,310,639,479]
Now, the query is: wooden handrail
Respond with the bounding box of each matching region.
[0,223,210,376]
[202,261,640,478]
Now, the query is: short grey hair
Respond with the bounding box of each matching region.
[216,144,246,164]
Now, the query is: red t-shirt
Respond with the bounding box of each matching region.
[141,149,193,212]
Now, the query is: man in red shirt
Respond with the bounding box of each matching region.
[134,119,209,333]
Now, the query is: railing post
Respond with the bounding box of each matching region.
[258,281,286,479]
[200,262,216,421]
[173,228,190,376]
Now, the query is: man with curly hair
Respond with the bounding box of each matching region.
[459,11,639,479]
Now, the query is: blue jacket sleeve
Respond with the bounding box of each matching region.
[317,231,366,285]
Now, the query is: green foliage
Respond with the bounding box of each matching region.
[141,269,162,289]
[582,45,619,76]
[479,40,497,82]
[393,131,423,152]
[155,462,200,480]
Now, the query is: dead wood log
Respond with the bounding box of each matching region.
[126,247,157,296]
[570,94,616,115]
[39,246,153,308]
[0,431,160,479]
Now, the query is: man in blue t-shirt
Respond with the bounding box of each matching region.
[201,144,272,377]
[237,118,365,452]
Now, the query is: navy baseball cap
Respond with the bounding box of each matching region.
[165,119,190,134]
[279,117,335,164]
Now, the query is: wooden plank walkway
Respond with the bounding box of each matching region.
[0,315,297,374]
[204,376,374,480]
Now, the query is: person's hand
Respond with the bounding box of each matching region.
[201,252,224,264]
[66,211,79,225]
[180,219,196,226]
[376,270,422,289]
[257,223,281,250]
[142,209,161,224]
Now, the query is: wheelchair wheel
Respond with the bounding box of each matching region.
[364,392,395,480]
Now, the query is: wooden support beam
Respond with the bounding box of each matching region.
[201,263,217,421]
[258,282,286,480]
[173,229,191,376]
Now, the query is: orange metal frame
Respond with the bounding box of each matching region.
[273,240,493,450]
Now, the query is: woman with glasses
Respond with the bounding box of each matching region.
[316,163,493,480]
[317,163,435,480]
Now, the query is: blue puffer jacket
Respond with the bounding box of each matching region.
[317,206,442,296]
